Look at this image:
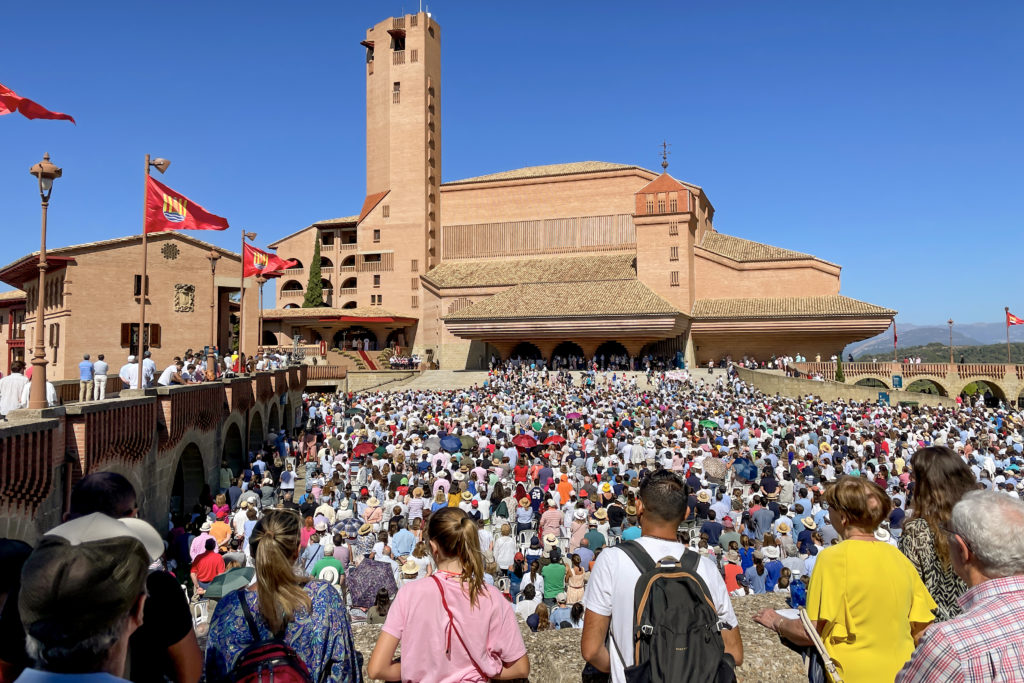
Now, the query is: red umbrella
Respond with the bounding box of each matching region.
[512,434,537,449]
[352,442,375,457]
[543,435,566,446]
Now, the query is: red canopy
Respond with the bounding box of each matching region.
[512,434,537,449]
[352,442,375,456]
[543,435,566,446]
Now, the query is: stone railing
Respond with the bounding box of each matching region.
[306,365,347,380]
[53,376,122,405]
[67,396,158,473]
[0,417,60,516]
[156,383,226,450]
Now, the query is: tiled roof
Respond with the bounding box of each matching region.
[699,231,817,262]
[0,290,26,302]
[444,161,654,185]
[263,306,413,320]
[422,253,637,289]
[445,280,679,321]
[268,217,359,248]
[691,295,896,320]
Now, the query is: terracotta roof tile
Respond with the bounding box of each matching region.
[444,161,654,185]
[444,280,679,321]
[263,306,412,320]
[691,295,896,320]
[422,253,636,289]
[699,231,819,262]
[0,290,26,302]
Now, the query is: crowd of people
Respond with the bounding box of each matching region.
[3,361,1024,682]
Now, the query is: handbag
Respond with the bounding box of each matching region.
[798,608,843,683]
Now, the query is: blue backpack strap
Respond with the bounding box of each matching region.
[235,588,262,641]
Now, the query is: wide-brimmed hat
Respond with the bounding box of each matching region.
[696,490,711,503]
[600,482,612,493]
[763,546,780,560]
[413,487,424,496]
[401,558,419,575]
[461,491,472,501]
[366,497,380,507]
[314,519,327,532]
[776,521,791,533]
[725,550,741,565]
[625,505,637,516]
[453,471,465,482]
[802,517,817,530]
[594,508,608,520]
[358,523,374,536]
[573,509,586,520]
[519,497,531,508]
[200,521,212,532]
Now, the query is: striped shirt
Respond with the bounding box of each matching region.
[896,575,1024,682]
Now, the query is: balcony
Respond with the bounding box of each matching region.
[339,265,356,272]
[321,267,334,276]
[393,50,405,65]
[338,288,356,296]
[280,289,303,298]
[283,267,303,276]
[338,243,358,252]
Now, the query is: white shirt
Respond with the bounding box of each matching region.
[20,381,58,408]
[142,358,156,386]
[93,360,109,376]
[584,536,738,683]
[157,364,177,386]
[0,373,29,415]
[119,362,139,389]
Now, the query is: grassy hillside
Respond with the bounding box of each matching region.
[855,342,1024,364]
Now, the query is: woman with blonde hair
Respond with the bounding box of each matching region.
[754,477,935,682]
[206,508,361,681]
[368,506,529,682]
[493,523,517,573]
[898,445,977,621]
[528,602,551,632]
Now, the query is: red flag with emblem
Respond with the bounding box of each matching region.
[1008,311,1024,326]
[0,82,75,124]
[145,176,229,233]
[243,242,297,278]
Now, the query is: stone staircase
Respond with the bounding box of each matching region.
[381,370,491,392]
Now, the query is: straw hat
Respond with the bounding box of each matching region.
[401,558,419,575]
[573,509,586,520]
[358,523,374,536]
[519,497,531,508]
[594,508,608,521]
[776,521,791,533]
[412,487,424,497]
[696,490,711,503]
[625,505,637,516]
[802,517,817,530]
[461,491,472,501]
[366,497,380,507]
[453,471,465,482]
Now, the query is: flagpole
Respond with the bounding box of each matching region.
[1007,307,1012,364]
[239,228,245,367]
[893,320,897,364]
[137,154,150,389]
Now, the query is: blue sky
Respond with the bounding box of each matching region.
[2,1,1022,323]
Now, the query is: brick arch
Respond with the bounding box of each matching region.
[952,378,1008,401]
[853,376,890,389]
[904,377,951,397]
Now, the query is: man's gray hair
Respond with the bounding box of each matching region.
[26,615,127,672]
[950,489,1024,578]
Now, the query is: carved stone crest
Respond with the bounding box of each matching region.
[174,283,195,313]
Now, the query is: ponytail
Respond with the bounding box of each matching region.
[426,506,487,607]
[251,510,311,634]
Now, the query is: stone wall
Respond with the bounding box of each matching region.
[734,366,957,408]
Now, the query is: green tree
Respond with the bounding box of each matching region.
[834,355,845,382]
[303,234,323,308]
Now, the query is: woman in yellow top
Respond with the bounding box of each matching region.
[753,476,936,682]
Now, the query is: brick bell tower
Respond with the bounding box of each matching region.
[358,12,442,320]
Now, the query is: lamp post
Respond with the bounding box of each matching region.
[28,154,62,409]
[256,275,267,355]
[207,250,221,380]
[948,318,954,365]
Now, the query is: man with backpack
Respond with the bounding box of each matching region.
[581,469,743,682]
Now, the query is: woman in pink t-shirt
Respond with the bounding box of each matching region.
[367,507,530,682]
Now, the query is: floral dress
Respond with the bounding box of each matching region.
[205,580,361,682]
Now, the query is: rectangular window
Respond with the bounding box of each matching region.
[412,295,419,308]
[411,277,419,289]
[669,198,678,212]
[373,275,381,288]
[363,253,382,263]
[373,229,381,243]
[411,49,418,63]
[320,231,334,245]
[133,275,150,297]
[382,204,390,218]
[411,259,419,272]
[670,271,680,287]
[120,323,161,349]
[669,222,679,236]
[392,82,401,104]
[670,246,679,261]
[657,199,666,213]
[646,197,654,214]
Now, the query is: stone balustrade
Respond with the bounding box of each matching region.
[790,361,1024,402]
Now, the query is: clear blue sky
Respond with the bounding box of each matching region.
[2,1,1022,323]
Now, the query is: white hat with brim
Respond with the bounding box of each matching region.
[49,512,165,562]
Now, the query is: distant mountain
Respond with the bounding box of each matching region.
[854,342,1024,364]
[843,322,1024,359]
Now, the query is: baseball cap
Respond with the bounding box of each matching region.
[20,513,158,644]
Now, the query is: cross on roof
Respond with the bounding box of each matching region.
[660,140,671,170]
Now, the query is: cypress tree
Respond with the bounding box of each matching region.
[303,234,323,307]
[834,355,845,383]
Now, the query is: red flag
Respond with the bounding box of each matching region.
[893,322,898,347]
[1008,311,1024,326]
[243,242,297,278]
[0,82,75,124]
[145,176,229,234]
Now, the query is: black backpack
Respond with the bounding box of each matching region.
[611,541,735,683]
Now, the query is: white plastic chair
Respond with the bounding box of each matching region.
[496,576,510,594]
